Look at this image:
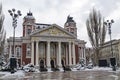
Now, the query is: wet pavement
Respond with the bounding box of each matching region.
[19,70,120,80]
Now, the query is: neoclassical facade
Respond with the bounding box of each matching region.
[7,11,86,68]
[99,39,120,66]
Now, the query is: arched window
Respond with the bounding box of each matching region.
[27,28,31,34]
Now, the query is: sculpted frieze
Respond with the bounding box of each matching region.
[31,36,74,42]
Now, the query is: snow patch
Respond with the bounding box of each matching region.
[0,70,25,79]
[85,67,112,71]
[109,75,118,80]
[47,68,53,72]
[59,68,64,72]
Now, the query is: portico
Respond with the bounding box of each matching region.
[31,39,76,68]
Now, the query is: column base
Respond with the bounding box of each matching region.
[58,65,62,68]
[35,65,39,69]
[47,66,51,68]
[47,67,53,72]
[59,67,64,71]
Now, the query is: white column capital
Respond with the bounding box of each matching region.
[69,41,71,44]
[72,41,75,44]
[47,41,51,45]
[31,40,35,42]
[58,41,61,43]
[36,40,39,43]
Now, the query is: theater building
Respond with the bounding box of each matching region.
[7,11,86,68]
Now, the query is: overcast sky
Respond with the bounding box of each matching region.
[1,0,120,47]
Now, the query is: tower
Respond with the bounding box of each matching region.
[23,11,35,37]
[64,15,77,37]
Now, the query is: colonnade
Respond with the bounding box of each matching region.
[31,41,76,67]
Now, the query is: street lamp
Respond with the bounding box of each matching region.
[104,19,114,57]
[104,19,116,71]
[8,8,22,57]
[8,9,21,73]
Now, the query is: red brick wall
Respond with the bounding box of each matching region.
[22,43,31,65]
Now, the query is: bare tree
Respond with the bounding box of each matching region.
[0,3,6,56]
[86,8,107,66]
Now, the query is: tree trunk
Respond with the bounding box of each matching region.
[94,49,99,66]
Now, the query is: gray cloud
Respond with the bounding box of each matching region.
[2,0,120,47]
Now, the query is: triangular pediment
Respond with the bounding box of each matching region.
[30,24,76,39]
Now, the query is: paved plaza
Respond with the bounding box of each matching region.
[0,69,120,80]
[19,70,120,80]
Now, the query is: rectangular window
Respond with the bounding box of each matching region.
[16,47,21,58]
[26,44,31,58]
[27,29,31,35]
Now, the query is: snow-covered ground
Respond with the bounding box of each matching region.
[0,70,25,79]
[0,67,120,79]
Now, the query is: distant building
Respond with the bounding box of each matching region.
[7,11,86,68]
[99,39,120,66]
[85,47,94,65]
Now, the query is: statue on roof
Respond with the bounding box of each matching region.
[27,10,33,16]
[66,15,75,22]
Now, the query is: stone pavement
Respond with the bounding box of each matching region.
[21,70,120,80]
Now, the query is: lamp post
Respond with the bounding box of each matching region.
[104,19,114,57]
[8,8,22,57]
[104,19,116,71]
[8,8,21,73]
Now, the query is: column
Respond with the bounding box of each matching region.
[56,43,59,65]
[72,42,76,65]
[58,41,62,67]
[65,44,68,65]
[81,47,83,59]
[79,47,81,61]
[36,41,39,66]
[31,41,34,65]
[47,41,50,67]
[69,42,72,66]
[83,47,86,65]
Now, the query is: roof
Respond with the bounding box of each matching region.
[30,24,76,38]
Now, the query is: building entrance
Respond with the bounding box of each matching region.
[40,60,44,68]
[62,59,64,66]
[50,60,55,68]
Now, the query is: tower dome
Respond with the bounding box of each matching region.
[24,11,35,20]
[23,11,36,37]
[64,15,77,38]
